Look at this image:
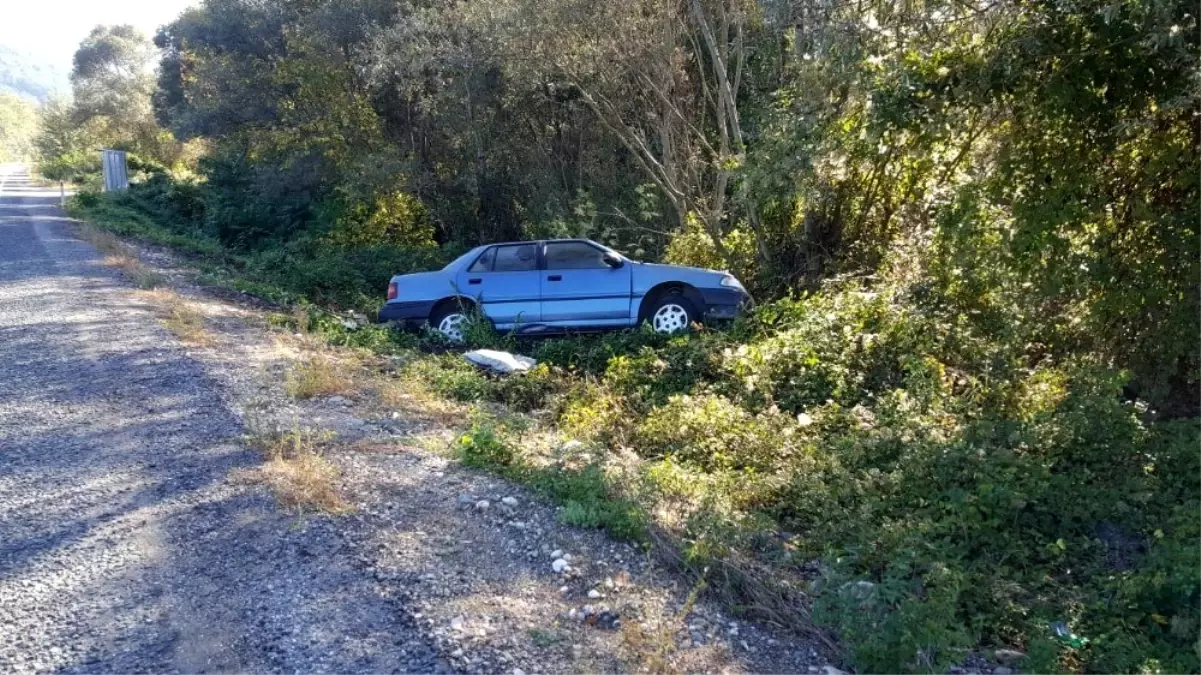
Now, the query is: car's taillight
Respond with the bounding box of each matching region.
[386,282,398,301]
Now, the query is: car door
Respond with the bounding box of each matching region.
[455,243,541,327]
[540,241,633,325]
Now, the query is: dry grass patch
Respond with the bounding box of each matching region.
[344,439,412,455]
[103,251,167,289]
[160,302,212,345]
[82,228,167,289]
[137,289,213,346]
[235,413,349,513]
[373,375,468,426]
[290,304,313,333]
[284,354,357,399]
[618,581,707,674]
[79,226,127,256]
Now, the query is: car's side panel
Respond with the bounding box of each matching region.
[378,299,436,325]
[454,271,541,325]
[455,244,541,325]
[540,268,633,323]
[539,241,634,324]
[542,317,632,330]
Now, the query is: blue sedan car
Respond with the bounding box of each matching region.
[378,239,750,340]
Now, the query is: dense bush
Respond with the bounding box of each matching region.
[71,184,458,312]
[533,284,1199,673]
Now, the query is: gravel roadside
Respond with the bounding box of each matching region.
[0,170,443,675]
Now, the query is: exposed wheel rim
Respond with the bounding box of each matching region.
[438,313,467,342]
[651,303,690,334]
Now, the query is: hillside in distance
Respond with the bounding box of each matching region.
[0,45,67,102]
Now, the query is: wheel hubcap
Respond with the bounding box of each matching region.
[652,303,690,334]
[438,313,467,342]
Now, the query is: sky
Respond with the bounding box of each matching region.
[0,0,198,69]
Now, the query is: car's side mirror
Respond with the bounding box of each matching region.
[603,252,624,269]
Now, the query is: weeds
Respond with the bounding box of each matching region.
[101,252,166,288]
[79,226,127,256]
[619,577,707,674]
[137,289,214,345]
[454,415,516,468]
[453,415,649,542]
[527,627,564,648]
[284,354,356,399]
[238,406,348,513]
[162,304,211,345]
[374,376,466,426]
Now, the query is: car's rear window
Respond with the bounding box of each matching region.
[468,248,495,272]
[445,248,483,271]
[494,244,537,271]
[469,244,537,272]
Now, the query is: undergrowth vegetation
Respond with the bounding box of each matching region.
[71,183,457,312]
[74,185,1199,673]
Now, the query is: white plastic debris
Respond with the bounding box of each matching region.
[464,349,536,374]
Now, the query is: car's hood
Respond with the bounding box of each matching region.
[632,260,725,276]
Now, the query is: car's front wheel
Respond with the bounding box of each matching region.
[430,305,469,343]
[646,294,698,334]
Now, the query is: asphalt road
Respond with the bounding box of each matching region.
[0,165,439,674]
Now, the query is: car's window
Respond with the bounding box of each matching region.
[545,242,608,270]
[468,247,496,272]
[447,247,485,271]
[493,244,538,272]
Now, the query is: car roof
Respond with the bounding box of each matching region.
[479,238,602,247]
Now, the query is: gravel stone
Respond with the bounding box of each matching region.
[0,172,440,675]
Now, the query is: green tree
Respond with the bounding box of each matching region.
[71,25,155,126]
[0,92,37,161]
[34,96,97,192]
[71,24,187,166]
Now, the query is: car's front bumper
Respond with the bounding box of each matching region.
[700,287,751,320]
[378,300,435,327]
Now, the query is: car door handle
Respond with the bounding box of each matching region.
[547,275,562,282]
[467,278,482,285]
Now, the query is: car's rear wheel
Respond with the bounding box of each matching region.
[646,294,698,334]
[430,305,469,342]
